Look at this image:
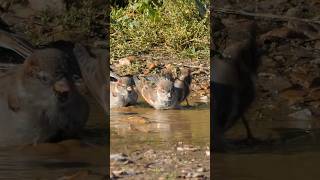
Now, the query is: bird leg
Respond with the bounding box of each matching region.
[242,115,253,138]
[185,98,191,107]
[241,115,258,144]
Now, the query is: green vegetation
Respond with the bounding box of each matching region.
[111,0,209,61]
[27,0,107,45]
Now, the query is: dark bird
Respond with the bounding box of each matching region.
[174,68,192,106]
[212,19,260,151]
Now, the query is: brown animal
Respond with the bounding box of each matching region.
[0,49,89,145]
[134,71,179,110]
[0,31,107,112]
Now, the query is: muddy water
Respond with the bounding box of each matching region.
[110,102,210,153]
[214,107,320,180]
[0,99,108,179]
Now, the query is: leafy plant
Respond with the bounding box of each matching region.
[111,0,209,60]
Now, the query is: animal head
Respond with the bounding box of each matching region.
[22,48,73,103]
[156,78,174,102]
[114,76,136,96]
[179,68,192,84]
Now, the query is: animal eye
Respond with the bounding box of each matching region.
[38,73,51,84]
[40,75,50,84]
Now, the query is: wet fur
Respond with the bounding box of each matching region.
[0,49,89,145]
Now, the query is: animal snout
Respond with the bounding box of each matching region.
[53,78,71,103]
[53,78,70,93]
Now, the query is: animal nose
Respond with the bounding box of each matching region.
[53,77,70,93]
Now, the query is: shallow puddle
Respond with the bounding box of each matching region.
[214,151,320,180]
[110,101,210,153]
[0,99,108,179]
[214,103,320,180]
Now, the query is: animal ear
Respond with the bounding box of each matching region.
[24,56,40,76]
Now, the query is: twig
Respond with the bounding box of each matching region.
[172,63,210,70]
[215,8,320,24]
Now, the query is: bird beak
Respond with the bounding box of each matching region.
[53,77,70,93]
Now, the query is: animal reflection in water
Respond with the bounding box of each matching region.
[0,26,107,145]
[111,109,195,141]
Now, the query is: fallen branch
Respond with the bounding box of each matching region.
[215,8,320,24]
[172,63,210,70]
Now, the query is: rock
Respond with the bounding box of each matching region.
[144,149,157,159]
[289,109,313,120]
[177,145,200,152]
[110,153,129,162]
[112,170,128,176]
[186,172,193,178]
[308,88,320,100]
[28,0,66,15]
[260,75,292,92]
[118,56,135,66]
[148,62,156,70]
[289,72,310,89]
[280,89,307,105]
[205,150,210,157]
[200,95,209,103]
[192,172,204,178]
[197,167,206,172]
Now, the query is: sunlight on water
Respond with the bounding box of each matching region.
[110,102,210,152]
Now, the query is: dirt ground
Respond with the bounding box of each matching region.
[111,53,210,103]
[110,143,210,179]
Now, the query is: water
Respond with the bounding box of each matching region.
[0,99,108,179]
[214,107,320,180]
[110,102,210,153]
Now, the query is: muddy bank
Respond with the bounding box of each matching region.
[213,0,320,179]
[110,103,210,179]
[111,55,210,102]
[110,143,210,179]
[213,0,320,143]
